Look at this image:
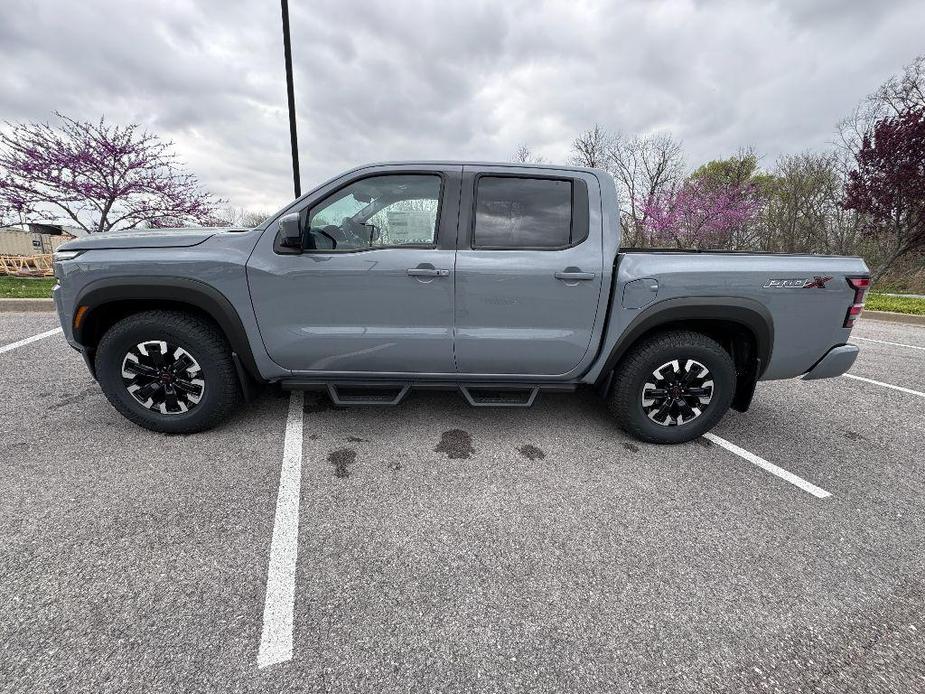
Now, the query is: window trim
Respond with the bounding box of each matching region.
[296,171,447,254]
[468,173,589,251]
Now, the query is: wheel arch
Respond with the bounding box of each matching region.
[596,297,773,412]
[73,277,262,383]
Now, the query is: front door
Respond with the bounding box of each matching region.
[247,167,461,374]
[453,168,604,376]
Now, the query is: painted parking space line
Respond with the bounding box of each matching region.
[257,391,305,669]
[0,327,62,355]
[703,433,831,499]
[853,336,925,351]
[842,373,925,399]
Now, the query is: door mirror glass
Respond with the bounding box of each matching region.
[274,212,303,254]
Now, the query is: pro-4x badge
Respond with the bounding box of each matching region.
[764,276,833,289]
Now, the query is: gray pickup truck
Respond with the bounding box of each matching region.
[52,161,870,443]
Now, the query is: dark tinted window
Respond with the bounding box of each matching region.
[473,177,572,248]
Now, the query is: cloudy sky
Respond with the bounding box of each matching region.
[2,0,922,213]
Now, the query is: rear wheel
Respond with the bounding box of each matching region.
[608,330,735,444]
[95,310,241,434]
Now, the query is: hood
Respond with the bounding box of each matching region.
[57,227,246,251]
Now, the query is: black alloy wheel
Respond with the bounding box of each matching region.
[121,340,205,415]
[641,358,714,426]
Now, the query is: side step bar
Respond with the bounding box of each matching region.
[326,384,409,406]
[459,385,538,407]
[280,380,574,407]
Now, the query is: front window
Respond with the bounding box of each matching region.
[306,174,441,251]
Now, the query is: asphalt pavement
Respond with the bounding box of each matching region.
[1,314,923,693]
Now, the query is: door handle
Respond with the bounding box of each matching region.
[407,267,449,277]
[554,271,595,281]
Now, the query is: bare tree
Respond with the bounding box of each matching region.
[512,144,546,165]
[836,55,924,165]
[569,124,612,169]
[763,152,857,254]
[217,205,274,228]
[608,132,685,246]
[876,55,925,114]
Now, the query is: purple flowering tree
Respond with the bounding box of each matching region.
[641,178,762,249]
[0,113,222,233]
[843,106,925,282]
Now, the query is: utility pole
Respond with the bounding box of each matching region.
[280,0,301,198]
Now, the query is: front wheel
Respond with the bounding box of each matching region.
[95,310,241,434]
[608,330,736,444]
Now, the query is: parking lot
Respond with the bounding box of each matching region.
[2,311,923,693]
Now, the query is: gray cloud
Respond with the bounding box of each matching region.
[1,0,922,213]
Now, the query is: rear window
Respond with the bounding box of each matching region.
[473,177,573,249]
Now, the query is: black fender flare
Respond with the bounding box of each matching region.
[595,296,774,402]
[74,276,262,382]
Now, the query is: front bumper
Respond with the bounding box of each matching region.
[52,282,76,346]
[53,280,97,378]
[801,344,859,380]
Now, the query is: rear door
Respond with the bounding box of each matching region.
[453,166,604,376]
[247,165,461,374]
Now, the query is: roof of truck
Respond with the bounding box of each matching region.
[358,160,607,175]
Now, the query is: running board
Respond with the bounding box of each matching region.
[280,379,574,407]
[327,384,410,406]
[459,385,539,407]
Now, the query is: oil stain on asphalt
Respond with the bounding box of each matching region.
[328,448,356,478]
[518,444,546,460]
[622,442,639,453]
[435,429,474,459]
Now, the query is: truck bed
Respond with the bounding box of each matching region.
[582,250,869,383]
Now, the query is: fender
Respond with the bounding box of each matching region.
[74,276,263,382]
[595,296,774,391]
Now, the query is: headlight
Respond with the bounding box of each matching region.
[53,250,83,261]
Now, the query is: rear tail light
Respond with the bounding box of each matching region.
[844,276,871,328]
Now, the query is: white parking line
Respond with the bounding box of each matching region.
[842,373,925,399]
[257,391,305,669]
[853,336,925,351]
[703,433,831,499]
[0,327,63,355]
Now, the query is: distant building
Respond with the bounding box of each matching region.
[0,223,85,256]
[28,222,89,239]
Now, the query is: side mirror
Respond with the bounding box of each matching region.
[274,213,303,254]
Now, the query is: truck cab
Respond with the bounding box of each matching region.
[248,163,610,379]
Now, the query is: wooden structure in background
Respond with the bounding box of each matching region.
[0,254,54,277]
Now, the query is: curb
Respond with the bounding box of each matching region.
[0,298,56,312]
[861,310,925,326]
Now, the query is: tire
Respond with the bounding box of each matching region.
[608,330,735,444]
[95,310,241,434]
